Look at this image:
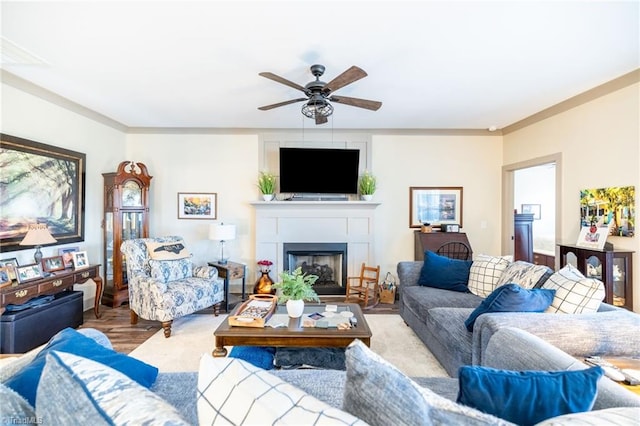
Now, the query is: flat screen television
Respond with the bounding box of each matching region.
[279,148,360,194]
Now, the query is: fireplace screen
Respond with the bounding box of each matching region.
[283,243,347,295]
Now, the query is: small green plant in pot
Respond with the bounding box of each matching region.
[273,267,320,318]
[257,171,276,200]
[359,170,377,200]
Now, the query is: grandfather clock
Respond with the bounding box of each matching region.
[101,161,152,308]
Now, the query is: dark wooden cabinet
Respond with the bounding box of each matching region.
[533,252,555,269]
[414,231,473,261]
[101,162,152,308]
[514,213,534,263]
[558,244,633,311]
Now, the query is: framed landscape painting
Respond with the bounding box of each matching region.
[0,134,86,251]
[409,187,463,228]
[178,192,217,220]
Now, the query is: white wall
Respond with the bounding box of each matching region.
[1,82,127,310]
[504,83,640,312]
[125,133,259,270]
[514,164,556,253]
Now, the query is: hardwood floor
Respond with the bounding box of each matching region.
[83,296,399,354]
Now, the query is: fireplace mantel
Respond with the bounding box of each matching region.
[251,201,380,292]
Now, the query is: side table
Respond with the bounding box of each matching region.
[207,261,247,312]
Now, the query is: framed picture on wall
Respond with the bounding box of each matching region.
[409,187,463,228]
[177,192,217,220]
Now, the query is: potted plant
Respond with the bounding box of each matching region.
[257,171,276,201]
[272,267,320,318]
[359,170,376,201]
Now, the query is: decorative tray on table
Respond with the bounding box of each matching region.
[228,294,278,328]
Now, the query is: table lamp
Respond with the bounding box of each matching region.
[19,223,57,263]
[209,223,236,264]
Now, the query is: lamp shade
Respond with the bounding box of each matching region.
[209,223,236,241]
[19,223,57,246]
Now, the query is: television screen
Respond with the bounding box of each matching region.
[279,148,360,194]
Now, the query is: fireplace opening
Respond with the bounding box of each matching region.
[283,243,348,295]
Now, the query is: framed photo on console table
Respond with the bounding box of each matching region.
[16,264,44,283]
[410,187,463,229]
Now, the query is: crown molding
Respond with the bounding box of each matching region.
[502,68,640,135]
[1,69,128,132]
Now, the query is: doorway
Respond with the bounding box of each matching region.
[502,153,562,266]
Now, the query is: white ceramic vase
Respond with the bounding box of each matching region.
[362,194,373,201]
[286,299,305,318]
[262,194,274,201]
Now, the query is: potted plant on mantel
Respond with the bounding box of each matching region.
[359,170,376,201]
[257,171,276,201]
[272,267,320,318]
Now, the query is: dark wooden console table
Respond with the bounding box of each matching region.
[0,264,103,318]
[414,231,473,261]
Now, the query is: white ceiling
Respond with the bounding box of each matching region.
[1,1,638,130]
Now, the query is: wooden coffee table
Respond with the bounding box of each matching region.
[213,303,371,357]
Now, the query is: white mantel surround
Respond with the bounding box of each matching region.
[251,201,381,284]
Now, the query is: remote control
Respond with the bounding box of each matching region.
[621,369,640,386]
[601,366,626,382]
[584,357,631,383]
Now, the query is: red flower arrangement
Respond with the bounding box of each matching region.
[257,259,273,273]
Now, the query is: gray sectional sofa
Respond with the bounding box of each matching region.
[4,327,639,425]
[397,260,640,409]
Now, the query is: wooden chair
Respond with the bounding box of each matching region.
[436,241,472,260]
[344,263,381,308]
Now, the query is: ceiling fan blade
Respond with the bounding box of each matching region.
[259,72,307,93]
[322,66,367,94]
[329,95,382,111]
[315,114,328,125]
[258,98,307,111]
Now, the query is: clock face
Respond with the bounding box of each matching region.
[121,181,142,206]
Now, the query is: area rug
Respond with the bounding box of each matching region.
[128,314,448,377]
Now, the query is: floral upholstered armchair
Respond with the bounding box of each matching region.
[121,236,225,338]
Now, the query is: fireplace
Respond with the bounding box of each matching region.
[283,243,348,295]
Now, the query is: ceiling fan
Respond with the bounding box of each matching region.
[258,64,382,125]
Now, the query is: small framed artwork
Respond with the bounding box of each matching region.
[72,251,89,269]
[59,247,80,268]
[0,258,19,281]
[576,223,612,250]
[178,192,217,220]
[409,187,463,228]
[521,204,541,220]
[0,267,12,287]
[42,255,65,273]
[16,263,44,283]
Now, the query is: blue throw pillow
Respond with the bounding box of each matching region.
[418,251,473,292]
[457,365,604,426]
[464,283,556,331]
[4,328,158,406]
[228,346,275,370]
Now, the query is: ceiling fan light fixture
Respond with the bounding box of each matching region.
[301,99,333,119]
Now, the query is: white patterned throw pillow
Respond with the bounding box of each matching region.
[468,255,512,297]
[37,351,188,425]
[542,264,605,314]
[197,353,366,425]
[496,261,553,289]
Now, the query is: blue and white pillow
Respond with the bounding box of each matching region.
[36,351,188,425]
[149,258,193,283]
[496,261,553,289]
